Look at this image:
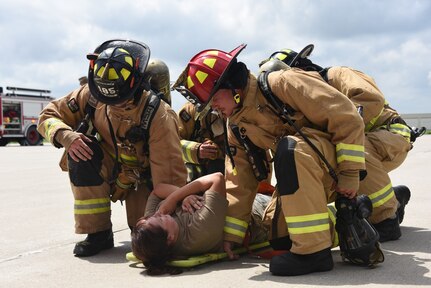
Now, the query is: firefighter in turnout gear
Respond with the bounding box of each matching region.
[174,44,368,276]
[263,44,421,242]
[37,39,187,257]
[176,101,225,182]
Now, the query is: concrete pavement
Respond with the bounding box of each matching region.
[0,136,430,288]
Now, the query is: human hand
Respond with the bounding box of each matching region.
[181,195,204,213]
[333,183,357,199]
[334,170,359,199]
[198,140,219,160]
[68,133,94,162]
[223,241,239,260]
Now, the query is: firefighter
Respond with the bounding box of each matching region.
[176,101,225,182]
[262,44,418,241]
[174,44,368,276]
[37,39,187,257]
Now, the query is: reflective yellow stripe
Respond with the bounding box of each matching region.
[119,153,138,162]
[186,164,202,175]
[327,204,339,247]
[368,183,394,208]
[224,216,248,238]
[336,143,365,164]
[224,227,246,238]
[181,140,197,163]
[116,178,133,189]
[74,198,110,215]
[285,212,330,234]
[365,108,384,132]
[109,151,139,166]
[389,123,411,142]
[43,118,65,140]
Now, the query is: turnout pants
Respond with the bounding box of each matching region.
[359,129,411,223]
[272,130,338,255]
[67,140,150,234]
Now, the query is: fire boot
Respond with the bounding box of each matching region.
[269,248,334,276]
[393,185,411,224]
[373,215,401,242]
[73,229,114,257]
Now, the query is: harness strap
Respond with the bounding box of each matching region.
[257,71,339,183]
[230,124,269,181]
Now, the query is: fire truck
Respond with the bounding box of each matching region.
[0,86,54,146]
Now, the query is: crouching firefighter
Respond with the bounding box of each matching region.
[37,39,187,257]
[262,44,427,241]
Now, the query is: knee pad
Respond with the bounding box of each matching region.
[274,137,298,195]
[68,138,104,187]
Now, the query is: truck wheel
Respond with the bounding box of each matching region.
[0,138,8,146]
[21,126,42,146]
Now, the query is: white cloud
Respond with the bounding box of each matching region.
[1,0,430,113]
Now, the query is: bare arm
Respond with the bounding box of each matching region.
[157,172,225,214]
[152,183,181,199]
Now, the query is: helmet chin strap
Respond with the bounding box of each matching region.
[221,115,237,176]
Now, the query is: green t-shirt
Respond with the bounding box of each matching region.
[144,190,228,256]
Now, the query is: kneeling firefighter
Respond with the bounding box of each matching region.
[256,60,384,272]
[38,39,186,257]
[261,44,424,242]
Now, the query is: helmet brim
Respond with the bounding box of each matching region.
[289,44,314,67]
[88,39,151,105]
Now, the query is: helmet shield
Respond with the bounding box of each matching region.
[88,39,150,105]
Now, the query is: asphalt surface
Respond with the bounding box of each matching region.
[1,136,430,288]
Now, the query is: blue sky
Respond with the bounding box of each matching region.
[0,0,430,113]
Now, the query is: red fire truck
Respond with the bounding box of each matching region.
[0,86,54,146]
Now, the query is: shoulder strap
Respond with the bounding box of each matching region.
[257,71,296,117]
[319,67,331,83]
[190,115,202,141]
[124,91,161,149]
[140,91,161,145]
[142,92,161,163]
[76,94,98,134]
